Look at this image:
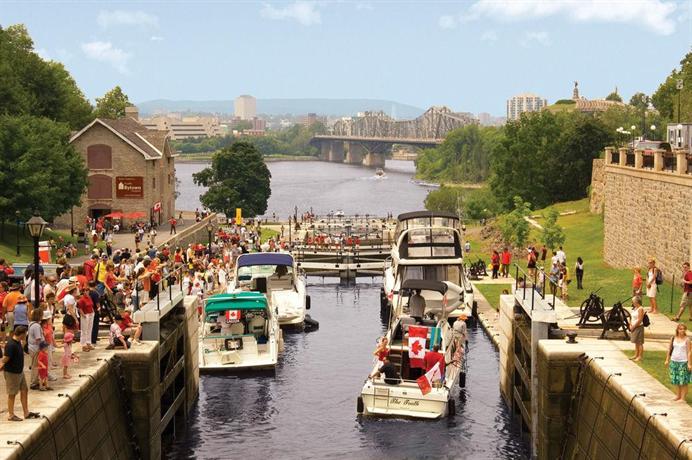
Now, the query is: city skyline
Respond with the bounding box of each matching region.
[1,0,691,116]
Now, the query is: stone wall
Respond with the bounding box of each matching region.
[589,159,605,214]
[603,165,691,275]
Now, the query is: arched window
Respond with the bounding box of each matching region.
[88,174,112,199]
[87,144,112,169]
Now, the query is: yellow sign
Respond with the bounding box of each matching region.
[235,208,242,225]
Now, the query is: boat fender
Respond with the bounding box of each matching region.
[306,295,311,310]
[304,314,319,330]
[472,301,478,318]
[459,372,466,388]
[447,399,456,417]
[357,396,364,414]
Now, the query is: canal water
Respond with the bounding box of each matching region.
[168,160,529,459]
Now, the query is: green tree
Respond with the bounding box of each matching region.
[539,208,565,251]
[0,24,93,129]
[490,111,609,210]
[193,141,271,217]
[424,186,463,214]
[652,51,692,121]
[0,115,88,221]
[94,86,130,119]
[605,91,623,102]
[629,92,649,111]
[499,196,531,248]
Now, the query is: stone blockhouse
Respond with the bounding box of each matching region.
[593,147,691,277]
[54,110,176,230]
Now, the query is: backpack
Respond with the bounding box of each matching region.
[642,313,650,327]
[655,269,663,285]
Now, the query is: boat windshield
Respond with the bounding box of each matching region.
[400,264,462,285]
[398,227,460,259]
[238,264,293,281]
[395,216,460,237]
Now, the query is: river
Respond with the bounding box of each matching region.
[167,160,529,459]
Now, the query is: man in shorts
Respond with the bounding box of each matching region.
[0,326,39,421]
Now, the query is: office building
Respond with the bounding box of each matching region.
[506,93,548,121]
[235,95,257,120]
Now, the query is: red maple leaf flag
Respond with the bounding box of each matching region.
[417,361,441,395]
[408,325,428,369]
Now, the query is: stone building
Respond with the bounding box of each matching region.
[54,107,176,229]
[591,146,691,276]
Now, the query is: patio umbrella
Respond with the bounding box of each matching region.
[104,212,124,218]
[123,211,146,219]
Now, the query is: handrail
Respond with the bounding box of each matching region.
[513,263,558,311]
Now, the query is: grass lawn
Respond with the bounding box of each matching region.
[463,198,690,331]
[260,228,280,243]
[0,222,87,264]
[624,350,692,406]
[475,283,513,310]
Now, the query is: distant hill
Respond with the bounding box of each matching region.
[136,98,425,119]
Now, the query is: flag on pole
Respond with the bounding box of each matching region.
[429,326,441,350]
[416,361,442,395]
[408,325,428,369]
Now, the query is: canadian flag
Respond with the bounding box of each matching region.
[408,325,428,369]
[225,310,240,323]
[416,361,442,396]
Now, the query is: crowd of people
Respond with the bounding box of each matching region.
[0,216,284,421]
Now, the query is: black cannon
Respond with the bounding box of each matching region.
[599,301,631,340]
[467,259,488,280]
[577,290,605,326]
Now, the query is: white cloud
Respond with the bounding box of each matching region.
[150,36,164,41]
[97,10,159,29]
[461,0,678,35]
[260,1,321,26]
[480,30,498,42]
[81,41,132,74]
[438,15,458,30]
[521,31,550,47]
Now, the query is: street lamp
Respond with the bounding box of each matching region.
[630,125,637,147]
[676,79,684,123]
[650,124,656,141]
[206,223,213,251]
[15,210,20,256]
[26,211,47,308]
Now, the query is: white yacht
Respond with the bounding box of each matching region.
[230,253,310,327]
[358,280,466,419]
[199,292,282,372]
[382,211,474,322]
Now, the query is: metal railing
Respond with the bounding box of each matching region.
[513,263,559,311]
[132,264,187,313]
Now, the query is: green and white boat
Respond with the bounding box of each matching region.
[199,292,283,372]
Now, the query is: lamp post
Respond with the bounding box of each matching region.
[206,223,213,251]
[650,124,656,141]
[630,125,637,147]
[676,79,684,123]
[640,94,648,140]
[26,212,47,309]
[15,210,20,256]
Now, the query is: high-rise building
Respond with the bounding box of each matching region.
[506,93,548,121]
[234,95,257,120]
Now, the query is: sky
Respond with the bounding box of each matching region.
[1,0,691,116]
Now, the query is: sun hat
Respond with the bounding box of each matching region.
[42,310,52,320]
[63,332,74,343]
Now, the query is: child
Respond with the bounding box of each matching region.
[37,342,52,390]
[42,313,57,368]
[62,332,75,379]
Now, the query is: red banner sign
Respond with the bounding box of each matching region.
[115,176,144,198]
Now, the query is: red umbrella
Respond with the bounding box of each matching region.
[123,211,146,219]
[104,212,124,218]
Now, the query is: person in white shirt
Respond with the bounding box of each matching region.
[408,290,426,322]
[556,246,566,265]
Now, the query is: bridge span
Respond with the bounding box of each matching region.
[310,106,475,168]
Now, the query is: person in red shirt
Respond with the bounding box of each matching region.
[491,250,500,279]
[673,262,692,322]
[500,247,512,278]
[83,255,97,282]
[77,289,95,351]
[119,310,142,345]
[424,345,446,378]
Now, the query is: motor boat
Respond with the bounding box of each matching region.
[334,210,345,218]
[375,168,385,177]
[381,211,474,322]
[358,279,467,419]
[230,253,310,327]
[199,291,282,372]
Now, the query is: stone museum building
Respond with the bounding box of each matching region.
[54,106,177,229]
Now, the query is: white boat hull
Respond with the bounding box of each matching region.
[360,380,451,419]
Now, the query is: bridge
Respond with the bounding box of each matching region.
[310,106,475,167]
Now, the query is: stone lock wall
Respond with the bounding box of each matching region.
[589,159,605,214]
[602,165,691,275]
